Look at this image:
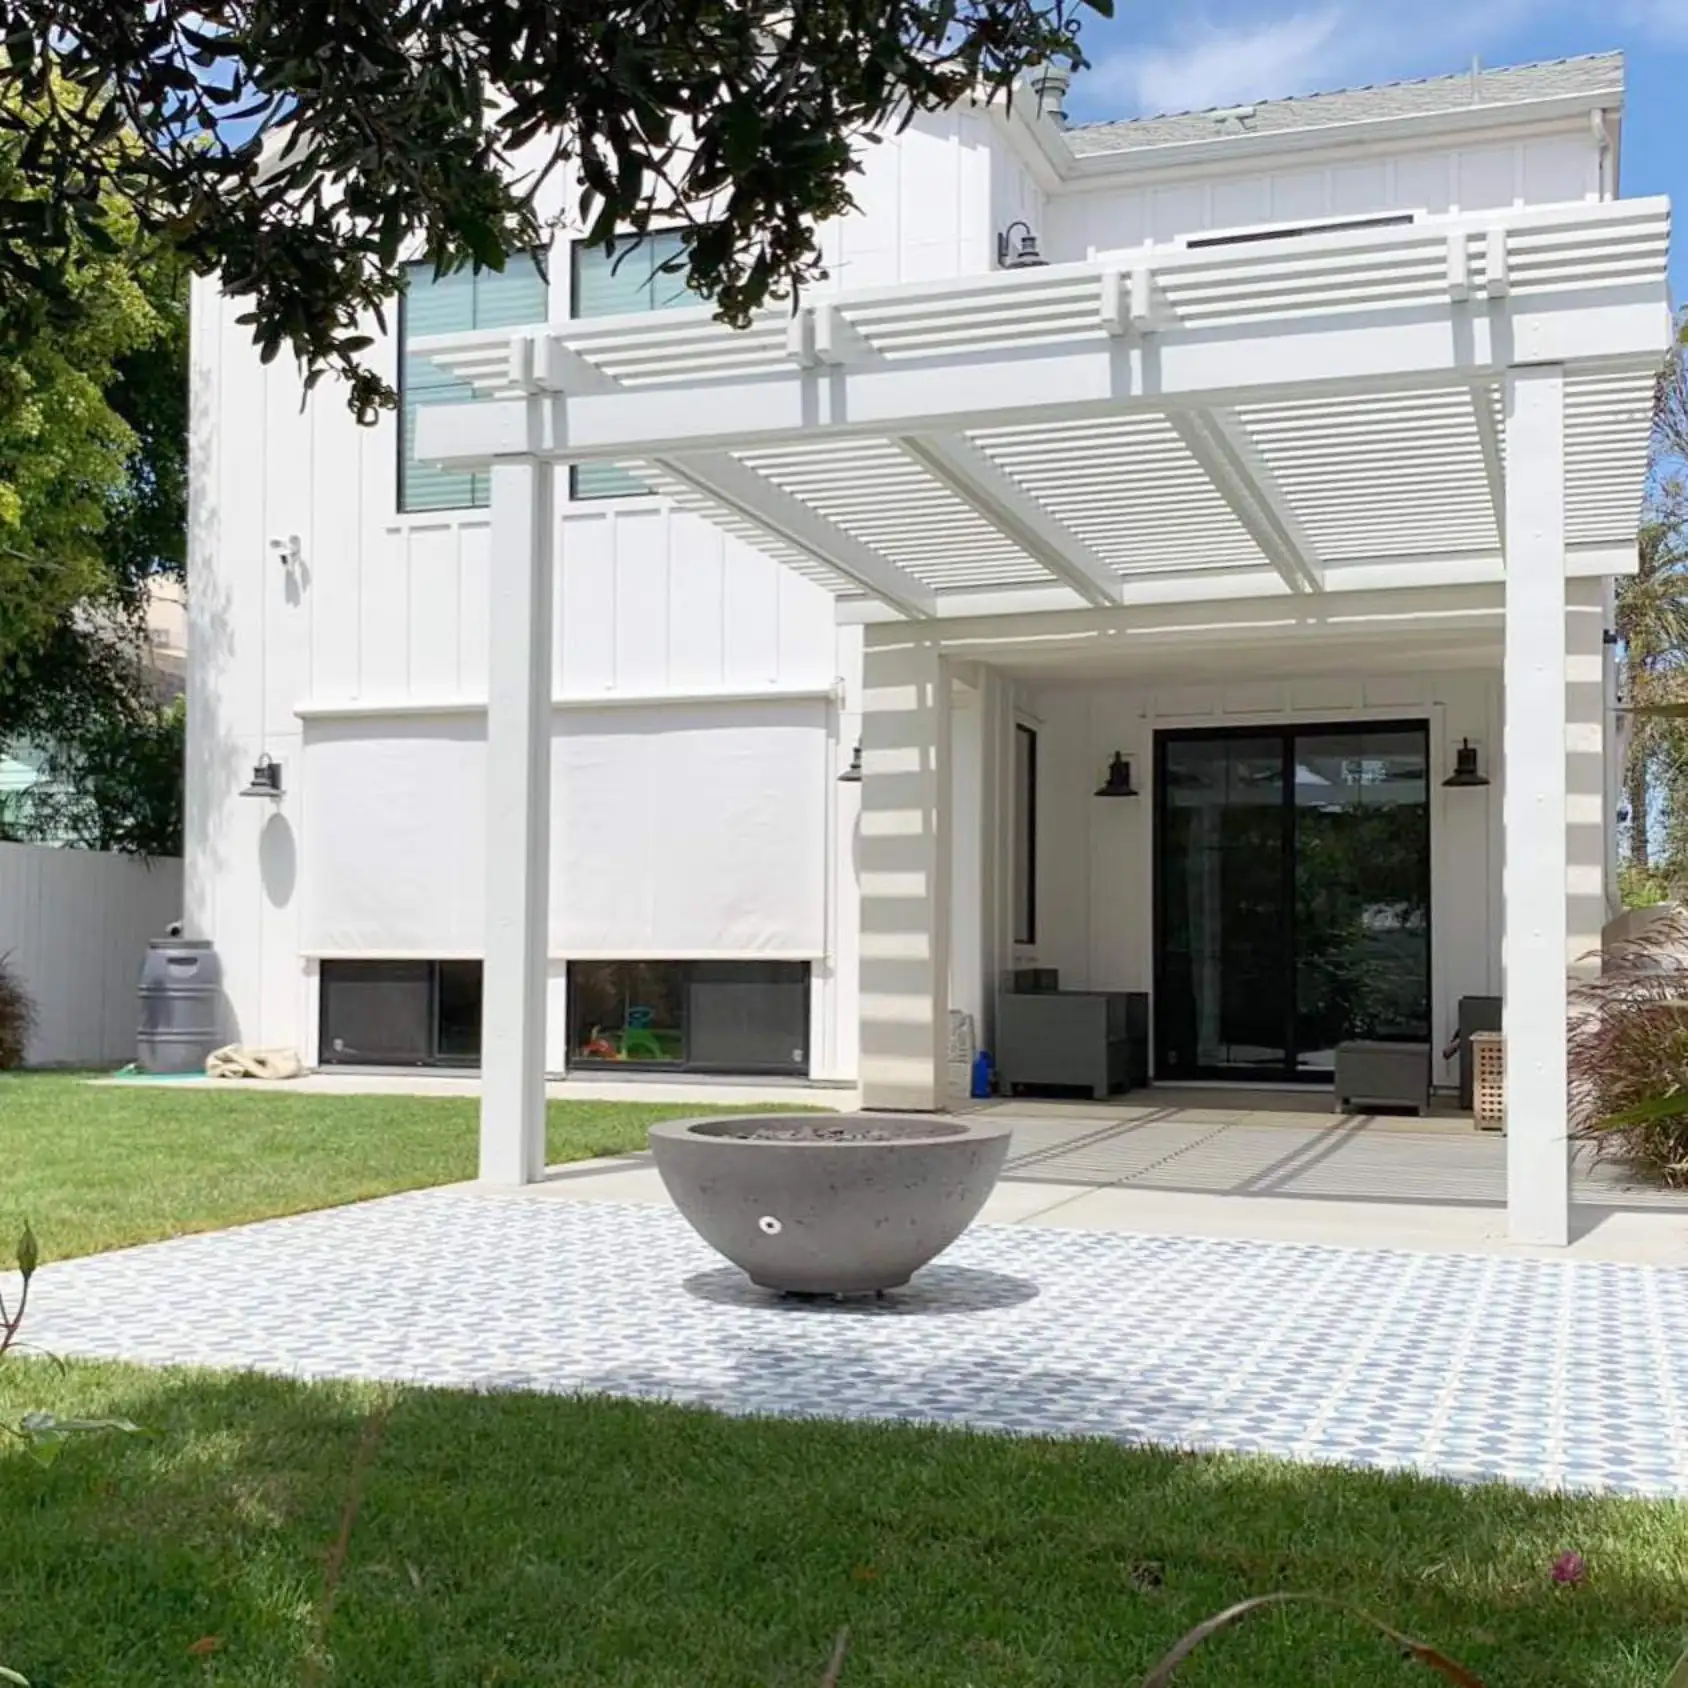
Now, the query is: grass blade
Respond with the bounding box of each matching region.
[1140,1593,1487,1687]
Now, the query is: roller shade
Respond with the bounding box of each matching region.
[552,698,826,955]
[304,717,487,954]
[302,699,827,957]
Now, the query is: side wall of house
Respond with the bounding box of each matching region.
[1045,119,1604,258]
[186,278,870,1076]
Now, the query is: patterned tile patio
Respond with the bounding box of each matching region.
[27,1185,1688,1499]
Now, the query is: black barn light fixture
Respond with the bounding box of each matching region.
[241,753,284,799]
[997,221,1047,269]
[1441,739,1490,789]
[1094,753,1140,798]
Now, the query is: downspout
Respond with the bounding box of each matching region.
[1591,109,1612,201]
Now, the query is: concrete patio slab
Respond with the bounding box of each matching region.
[27,1186,1688,1499]
[96,1070,857,1109]
[522,1106,1688,1264]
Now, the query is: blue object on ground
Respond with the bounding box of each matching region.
[971,1050,994,1099]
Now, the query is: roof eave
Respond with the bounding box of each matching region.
[1060,84,1626,185]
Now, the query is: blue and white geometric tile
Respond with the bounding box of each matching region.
[24,1188,1688,1499]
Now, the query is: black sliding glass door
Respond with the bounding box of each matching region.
[1154,723,1430,1082]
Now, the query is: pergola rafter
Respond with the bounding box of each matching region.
[419,196,1669,621]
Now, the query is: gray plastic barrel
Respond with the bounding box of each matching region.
[137,936,223,1074]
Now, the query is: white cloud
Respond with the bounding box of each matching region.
[1087,7,1352,115]
[1621,0,1688,47]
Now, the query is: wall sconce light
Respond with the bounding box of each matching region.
[837,743,863,784]
[242,753,284,798]
[1094,753,1140,798]
[997,221,1047,269]
[1441,739,1489,789]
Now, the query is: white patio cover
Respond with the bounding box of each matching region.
[416,196,1670,619]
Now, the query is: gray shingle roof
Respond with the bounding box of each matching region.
[1067,52,1625,157]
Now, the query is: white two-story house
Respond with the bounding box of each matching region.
[186,51,1672,1244]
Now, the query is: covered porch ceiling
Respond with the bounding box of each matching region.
[416,197,1671,622]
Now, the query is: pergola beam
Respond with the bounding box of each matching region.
[652,450,937,620]
[894,434,1124,608]
[1169,410,1324,593]
[415,293,1667,472]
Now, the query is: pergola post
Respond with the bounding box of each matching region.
[479,456,556,1184]
[1502,365,1570,1245]
[859,632,951,1111]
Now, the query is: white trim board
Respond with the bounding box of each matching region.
[296,683,842,721]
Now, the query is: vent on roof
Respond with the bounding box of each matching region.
[1184,211,1417,250]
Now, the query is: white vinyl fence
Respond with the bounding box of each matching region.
[0,842,183,1067]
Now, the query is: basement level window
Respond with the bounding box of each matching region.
[320,960,482,1066]
[568,960,811,1076]
[1183,212,1417,249]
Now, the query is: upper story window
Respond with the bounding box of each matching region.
[570,229,689,501]
[398,254,549,513]
[1182,212,1415,250]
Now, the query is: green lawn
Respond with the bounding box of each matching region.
[1,1363,1685,1686]
[0,1072,789,1263]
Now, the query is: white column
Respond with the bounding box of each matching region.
[480,457,556,1184]
[1566,577,1608,979]
[1503,365,1569,1245]
[859,632,951,1111]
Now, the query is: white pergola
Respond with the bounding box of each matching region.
[416,195,1673,1246]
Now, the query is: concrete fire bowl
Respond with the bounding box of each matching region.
[647,1113,1012,1295]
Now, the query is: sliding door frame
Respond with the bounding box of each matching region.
[1152,718,1433,1084]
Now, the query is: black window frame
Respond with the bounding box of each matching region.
[566,959,811,1076]
[319,959,484,1068]
[1013,722,1038,946]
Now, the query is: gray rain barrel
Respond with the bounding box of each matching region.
[137,935,223,1073]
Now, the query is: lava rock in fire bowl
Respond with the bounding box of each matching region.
[647,1113,1012,1295]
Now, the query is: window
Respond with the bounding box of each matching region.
[1013,724,1037,945]
[398,255,549,513]
[568,960,810,1075]
[320,960,483,1065]
[569,230,690,500]
[1183,212,1414,250]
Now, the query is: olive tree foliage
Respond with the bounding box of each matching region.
[0,2,1110,421]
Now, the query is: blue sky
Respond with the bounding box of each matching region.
[1063,1,1686,300]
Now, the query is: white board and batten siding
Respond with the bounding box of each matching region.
[1047,130,1603,258]
[186,267,860,1070]
[0,843,183,1067]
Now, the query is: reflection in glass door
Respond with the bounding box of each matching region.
[1154,723,1430,1082]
